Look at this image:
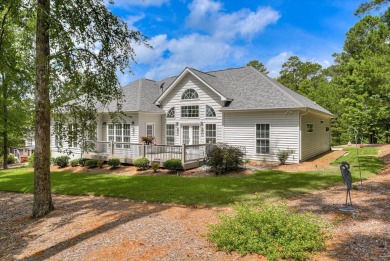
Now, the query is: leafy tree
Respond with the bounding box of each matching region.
[355,0,390,15]
[0,0,34,169]
[32,0,148,217]
[277,56,324,94]
[334,15,390,143]
[247,60,269,75]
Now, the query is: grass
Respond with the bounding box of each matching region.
[0,147,384,206]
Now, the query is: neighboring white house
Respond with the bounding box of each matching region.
[51,66,334,165]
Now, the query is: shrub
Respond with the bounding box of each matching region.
[133,157,150,170]
[70,159,79,167]
[0,154,17,165]
[163,159,182,171]
[79,158,88,167]
[206,145,244,175]
[107,158,120,168]
[97,160,104,168]
[208,204,327,261]
[86,159,98,168]
[152,162,159,173]
[28,153,35,167]
[54,156,70,168]
[276,149,294,165]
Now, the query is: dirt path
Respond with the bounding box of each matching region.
[1,145,389,260]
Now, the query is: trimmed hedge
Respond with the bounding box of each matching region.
[70,159,79,167]
[133,157,150,170]
[54,156,70,168]
[163,159,182,171]
[86,159,98,168]
[107,158,120,168]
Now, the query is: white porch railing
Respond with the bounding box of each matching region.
[83,141,210,169]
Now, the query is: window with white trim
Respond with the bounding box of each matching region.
[167,107,175,118]
[256,124,270,154]
[68,123,78,148]
[205,105,216,117]
[54,122,63,147]
[166,124,175,145]
[181,105,199,118]
[108,123,131,148]
[146,123,154,138]
[181,89,198,100]
[205,124,216,144]
[307,123,314,133]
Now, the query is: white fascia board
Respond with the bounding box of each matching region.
[154,68,227,104]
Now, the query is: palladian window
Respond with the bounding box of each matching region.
[205,105,216,117]
[181,89,199,100]
[167,107,175,118]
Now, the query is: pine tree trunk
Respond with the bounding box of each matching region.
[32,0,54,218]
[2,73,8,169]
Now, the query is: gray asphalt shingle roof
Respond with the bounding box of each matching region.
[101,66,333,116]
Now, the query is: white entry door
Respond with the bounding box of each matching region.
[182,125,200,145]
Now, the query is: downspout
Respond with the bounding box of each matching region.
[299,108,308,162]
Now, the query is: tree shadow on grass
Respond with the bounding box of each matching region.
[0,192,169,260]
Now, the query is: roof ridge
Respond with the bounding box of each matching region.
[205,66,246,74]
[247,66,304,108]
[188,67,217,77]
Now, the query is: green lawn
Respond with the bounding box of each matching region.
[0,147,384,206]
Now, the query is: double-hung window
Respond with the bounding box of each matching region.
[205,124,216,144]
[256,124,270,154]
[166,124,175,145]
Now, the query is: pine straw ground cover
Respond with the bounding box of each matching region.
[0,145,388,260]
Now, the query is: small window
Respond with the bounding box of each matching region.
[181,89,199,100]
[181,105,199,117]
[166,124,175,145]
[68,123,78,148]
[325,126,330,132]
[205,105,216,117]
[256,124,270,154]
[167,107,175,118]
[307,123,314,133]
[205,124,216,144]
[146,123,154,138]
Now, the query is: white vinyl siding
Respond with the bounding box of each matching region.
[223,111,299,163]
[138,112,162,144]
[300,112,331,161]
[161,74,223,144]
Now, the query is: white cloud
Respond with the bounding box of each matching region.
[133,34,169,64]
[187,0,280,40]
[266,51,294,78]
[125,13,145,30]
[144,33,243,79]
[265,52,334,78]
[108,0,170,7]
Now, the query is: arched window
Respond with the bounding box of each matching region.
[167,107,175,118]
[181,89,199,100]
[205,105,216,117]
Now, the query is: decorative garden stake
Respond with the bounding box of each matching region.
[339,161,354,212]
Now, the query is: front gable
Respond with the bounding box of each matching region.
[155,68,228,106]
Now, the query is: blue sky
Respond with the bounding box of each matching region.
[107,0,361,84]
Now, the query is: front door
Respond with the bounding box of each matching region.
[182,125,200,145]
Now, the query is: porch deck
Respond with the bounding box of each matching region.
[83,141,209,170]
